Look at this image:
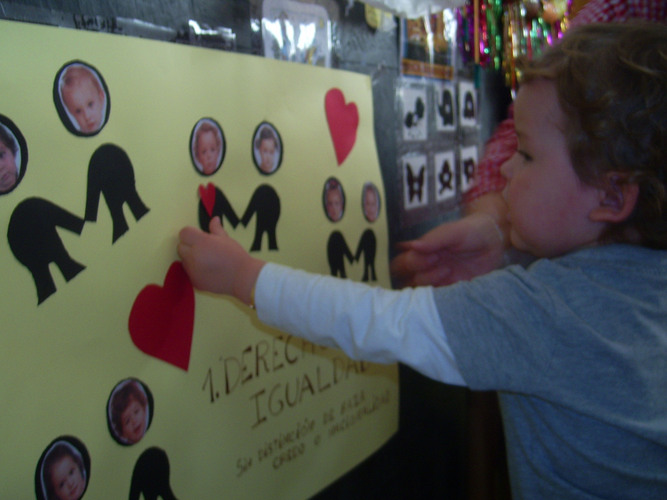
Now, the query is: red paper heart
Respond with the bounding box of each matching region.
[128,261,195,371]
[198,183,216,217]
[325,88,359,166]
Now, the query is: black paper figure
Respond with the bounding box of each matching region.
[240,184,280,252]
[354,229,376,282]
[404,97,425,128]
[327,231,354,278]
[463,91,475,119]
[198,186,240,232]
[463,158,476,185]
[438,158,453,193]
[85,144,149,243]
[406,163,425,202]
[438,89,454,126]
[8,197,86,304]
[129,447,178,500]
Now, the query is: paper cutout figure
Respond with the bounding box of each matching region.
[128,262,195,371]
[462,158,475,185]
[7,197,86,304]
[107,378,153,446]
[434,150,456,204]
[327,230,377,281]
[327,231,354,278]
[438,88,454,127]
[325,88,358,165]
[463,91,475,119]
[35,436,90,500]
[355,229,376,282]
[85,144,149,243]
[459,145,478,193]
[197,184,280,251]
[438,158,453,193]
[240,184,280,251]
[458,81,477,128]
[198,183,240,231]
[129,448,178,500]
[406,163,425,202]
[404,96,425,128]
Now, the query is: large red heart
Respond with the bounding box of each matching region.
[198,183,216,217]
[128,261,195,371]
[325,88,359,166]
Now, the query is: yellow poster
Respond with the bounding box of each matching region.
[0,20,397,499]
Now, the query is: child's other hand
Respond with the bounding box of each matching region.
[177,217,265,306]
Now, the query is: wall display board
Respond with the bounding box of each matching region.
[0,20,398,499]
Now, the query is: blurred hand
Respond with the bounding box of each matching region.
[177,217,265,305]
[390,212,507,288]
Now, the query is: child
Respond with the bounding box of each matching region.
[0,124,19,193]
[108,379,150,445]
[254,124,279,174]
[324,178,344,222]
[59,64,107,134]
[193,120,223,175]
[177,22,667,498]
[362,182,380,222]
[40,441,87,500]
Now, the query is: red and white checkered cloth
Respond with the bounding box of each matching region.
[464,0,666,204]
[571,0,666,27]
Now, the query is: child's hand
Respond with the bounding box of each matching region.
[177,217,265,306]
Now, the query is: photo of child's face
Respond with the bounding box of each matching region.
[253,123,281,175]
[363,185,379,222]
[61,69,106,134]
[195,130,221,175]
[0,139,18,193]
[326,188,343,221]
[191,119,224,176]
[108,378,152,445]
[120,396,147,444]
[258,138,276,173]
[49,455,85,500]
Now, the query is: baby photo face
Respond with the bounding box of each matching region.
[0,117,27,195]
[252,122,282,175]
[191,118,225,176]
[54,62,110,136]
[36,437,90,500]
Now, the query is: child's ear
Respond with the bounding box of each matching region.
[589,172,639,223]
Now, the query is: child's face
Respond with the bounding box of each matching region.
[62,77,105,133]
[196,131,220,174]
[326,189,343,220]
[120,397,147,444]
[0,141,17,192]
[258,138,276,173]
[500,80,604,258]
[364,189,378,221]
[50,455,85,500]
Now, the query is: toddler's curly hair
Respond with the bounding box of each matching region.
[519,21,667,249]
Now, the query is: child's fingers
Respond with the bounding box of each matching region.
[208,216,227,236]
[178,226,203,246]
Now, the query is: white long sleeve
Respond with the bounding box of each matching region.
[255,263,466,386]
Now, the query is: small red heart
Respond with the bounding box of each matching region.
[128,261,195,371]
[198,183,216,217]
[325,88,359,166]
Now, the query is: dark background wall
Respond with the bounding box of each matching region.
[1,1,509,497]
